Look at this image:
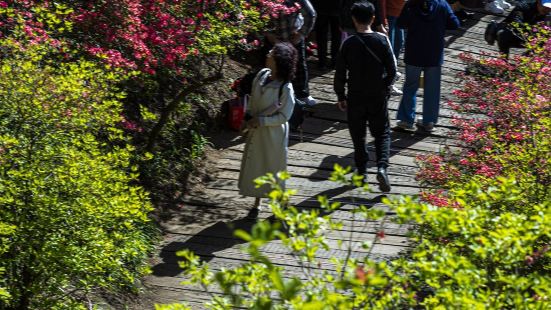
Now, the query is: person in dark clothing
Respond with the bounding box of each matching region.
[395,0,459,132]
[334,1,397,192]
[312,0,341,68]
[484,0,551,56]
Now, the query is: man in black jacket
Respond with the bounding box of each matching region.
[485,0,551,56]
[334,1,397,192]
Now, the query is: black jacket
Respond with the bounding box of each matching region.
[334,32,397,101]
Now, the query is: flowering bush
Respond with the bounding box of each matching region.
[0,0,297,74]
[0,39,154,309]
[0,0,299,149]
[417,24,550,206]
[0,0,307,234]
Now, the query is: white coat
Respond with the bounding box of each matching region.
[238,69,295,197]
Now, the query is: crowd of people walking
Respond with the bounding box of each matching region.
[238,0,550,207]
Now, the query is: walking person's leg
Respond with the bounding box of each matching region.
[387,15,404,95]
[315,14,330,68]
[394,20,404,61]
[396,65,422,127]
[420,66,442,129]
[387,16,403,60]
[367,93,391,192]
[293,39,314,105]
[347,94,369,176]
[329,15,341,67]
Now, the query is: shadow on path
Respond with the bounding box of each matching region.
[151,208,260,277]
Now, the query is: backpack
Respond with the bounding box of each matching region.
[225,70,291,131]
[232,70,258,97]
[223,70,259,131]
[288,99,306,132]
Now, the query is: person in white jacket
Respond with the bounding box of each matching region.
[238,43,298,208]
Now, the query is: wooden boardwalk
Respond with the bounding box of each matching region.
[142,11,514,308]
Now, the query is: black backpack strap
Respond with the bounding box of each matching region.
[278,81,287,102]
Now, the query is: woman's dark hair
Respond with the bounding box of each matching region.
[272,42,298,82]
[350,1,375,25]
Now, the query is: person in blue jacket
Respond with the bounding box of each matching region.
[395,0,459,132]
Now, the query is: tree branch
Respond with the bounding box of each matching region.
[145,72,223,151]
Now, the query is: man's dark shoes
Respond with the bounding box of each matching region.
[376,167,391,193]
[485,20,498,45]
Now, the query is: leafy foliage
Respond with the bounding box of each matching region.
[161,168,550,309]
[393,178,550,308]
[0,39,154,309]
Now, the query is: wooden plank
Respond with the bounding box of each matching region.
[216,158,419,183]
[213,169,418,190]
[223,147,422,176]
[297,117,462,150]
[161,202,415,241]
[181,186,404,213]
[150,242,406,281]
[307,83,466,119]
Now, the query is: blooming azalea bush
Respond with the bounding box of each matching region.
[0,1,301,204]
[392,177,550,308]
[398,24,550,306]
[0,39,154,309]
[0,0,309,307]
[0,0,295,73]
[417,24,550,206]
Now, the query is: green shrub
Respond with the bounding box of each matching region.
[392,177,550,308]
[0,39,154,309]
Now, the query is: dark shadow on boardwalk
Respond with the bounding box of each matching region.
[290,184,386,211]
[151,208,260,277]
[304,129,431,183]
[151,185,387,278]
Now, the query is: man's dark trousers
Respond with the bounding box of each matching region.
[347,92,391,173]
[315,14,341,66]
[293,39,309,99]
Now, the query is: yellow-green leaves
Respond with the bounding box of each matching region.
[0,41,154,308]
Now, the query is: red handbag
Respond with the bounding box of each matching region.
[228,95,248,131]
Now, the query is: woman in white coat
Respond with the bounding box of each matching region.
[238,42,298,207]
